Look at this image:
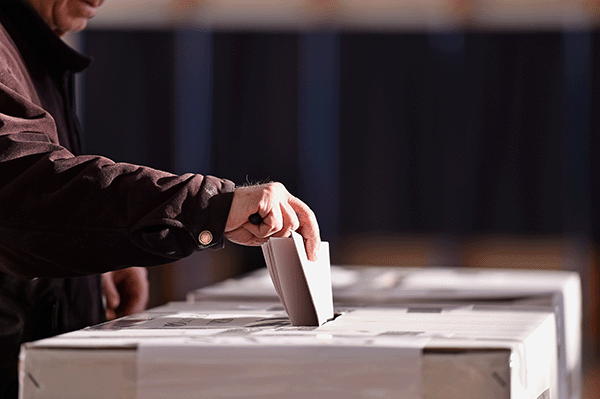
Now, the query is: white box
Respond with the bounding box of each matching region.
[20,301,557,399]
[190,265,581,399]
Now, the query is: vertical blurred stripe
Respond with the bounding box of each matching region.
[298,32,340,243]
[173,29,214,174]
[562,31,592,236]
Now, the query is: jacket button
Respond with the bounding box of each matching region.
[198,230,213,246]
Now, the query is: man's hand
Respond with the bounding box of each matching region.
[224,182,321,261]
[101,267,149,320]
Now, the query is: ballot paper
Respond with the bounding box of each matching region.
[261,231,333,326]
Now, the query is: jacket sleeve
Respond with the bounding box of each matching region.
[0,66,235,279]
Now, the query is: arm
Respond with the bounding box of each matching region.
[1,75,234,279]
[1,35,320,278]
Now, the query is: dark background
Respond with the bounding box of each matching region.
[79,29,599,357]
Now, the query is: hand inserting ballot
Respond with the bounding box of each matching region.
[224,182,321,261]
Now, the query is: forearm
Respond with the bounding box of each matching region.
[0,133,235,278]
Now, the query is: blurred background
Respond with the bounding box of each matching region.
[67,0,599,392]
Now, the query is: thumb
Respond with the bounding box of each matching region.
[101,272,120,310]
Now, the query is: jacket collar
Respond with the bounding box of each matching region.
[0,0,92,73]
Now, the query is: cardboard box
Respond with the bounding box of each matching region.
[190,265,581,399]
[20,301,557,399]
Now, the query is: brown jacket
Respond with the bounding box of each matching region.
[0,1,234,396]
[0,0,235,279]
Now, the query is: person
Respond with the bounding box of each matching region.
[0,0,321,397]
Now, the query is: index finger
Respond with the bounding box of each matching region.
[288,196,320,261]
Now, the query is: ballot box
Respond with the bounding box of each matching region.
[20,301,557,399]
[189,265,581,399]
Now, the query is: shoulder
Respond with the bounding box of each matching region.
[0,20,56,143]
[0,20,43,108]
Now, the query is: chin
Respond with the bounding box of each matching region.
[57,20,89,36]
